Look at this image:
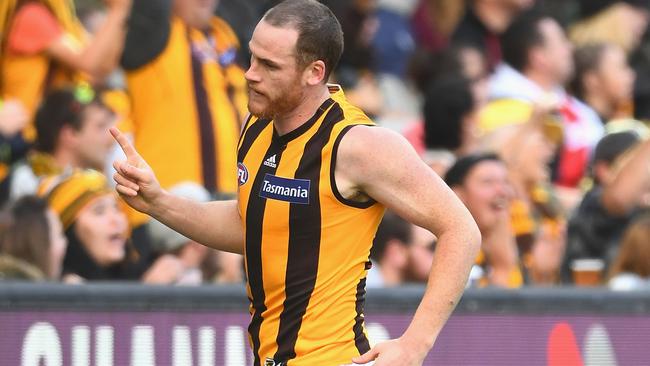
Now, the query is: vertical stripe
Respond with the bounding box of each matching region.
[353,277,370,354]
[237,114,255,149]
[273,103,345,362]
[189,30,218,192]
[238,119,272,162]
[329,124,376,208]
[245,139,284,366]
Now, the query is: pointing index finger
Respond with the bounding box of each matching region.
[110,127,139,161]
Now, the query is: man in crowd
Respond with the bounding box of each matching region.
[563,131,650,282]
[121,0,248,196]
[445,153,522,287]
[9,87,115,201]
[481,11,603,189]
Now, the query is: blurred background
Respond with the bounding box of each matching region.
[2,0,650,364]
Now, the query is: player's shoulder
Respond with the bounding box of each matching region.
[336,124,415,166]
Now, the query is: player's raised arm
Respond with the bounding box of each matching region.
[110,127,244,254]
[334,125,481,365]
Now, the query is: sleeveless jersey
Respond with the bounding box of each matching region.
[237,86,385,365]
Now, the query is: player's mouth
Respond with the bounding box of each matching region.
[249,88,266,99]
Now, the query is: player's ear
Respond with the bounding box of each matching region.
[304,60,326,86]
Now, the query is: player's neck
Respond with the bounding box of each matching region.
[273,86,331,136]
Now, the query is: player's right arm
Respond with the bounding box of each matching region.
[110,127,244,254]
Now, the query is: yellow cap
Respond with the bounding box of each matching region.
[38,169,111,230]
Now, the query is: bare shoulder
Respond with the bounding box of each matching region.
[334,124,473,233]
[337,125,418,170]
[334,124,430,204]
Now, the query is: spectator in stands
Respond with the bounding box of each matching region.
[403,45,487,172]
[367,211,413,288]
[563,131,650,282]
[408,44,488,97]
[452,0,534,69]
[336,0,377,73]
[481,11,603,190]
[0,196,66,281]
[214,1,267,69]
[9,87,116,202]
[120,0,248,197]
[570,43,635,123]
[607,214,650,290]
[0,0,130,123]
[570,0,649,55]
[145,182,244,284]
[422,75,482,175]
[371,0,417,78]
[39,170,132,281]
[332,0,385,117]
[486,120,566,285]
[411,0,466,53]
[445,153,522,287]
[403,224,436,283]
[368,0,421,124]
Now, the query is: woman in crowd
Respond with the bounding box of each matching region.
[39,169,132,281]
[0,195,66,281]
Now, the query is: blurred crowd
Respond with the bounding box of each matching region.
[1,0,650,290]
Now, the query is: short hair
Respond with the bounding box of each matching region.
[593,131,640,165]
[371,212,412,262]
[501,11,548,72]
[444,153,503,188]
[263,0,344,80]
[34,87,109,154]
[569,43,609,100]
[423,75,474,151]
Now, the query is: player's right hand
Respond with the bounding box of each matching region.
[110,127,162,214]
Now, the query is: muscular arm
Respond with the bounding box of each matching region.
[149,194,244,254]
[336,126,481,362]
[110,127,244,254]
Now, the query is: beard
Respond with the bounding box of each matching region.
[247,81,304,120]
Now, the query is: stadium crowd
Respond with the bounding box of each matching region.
[1,0,650,290]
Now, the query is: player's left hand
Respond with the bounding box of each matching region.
[351,337,428,365]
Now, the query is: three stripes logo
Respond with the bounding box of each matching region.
[264,154,277,168]
[265,358,286,366]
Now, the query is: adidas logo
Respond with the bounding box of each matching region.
[263,154,277,168]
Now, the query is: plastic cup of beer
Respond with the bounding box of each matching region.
[571,258,605,286]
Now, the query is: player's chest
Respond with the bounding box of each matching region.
[238,141,328,210]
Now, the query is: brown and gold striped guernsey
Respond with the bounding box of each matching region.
[126,16,247,194]
[237,85,385,365]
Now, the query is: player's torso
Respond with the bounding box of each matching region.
[236,90,385,365]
